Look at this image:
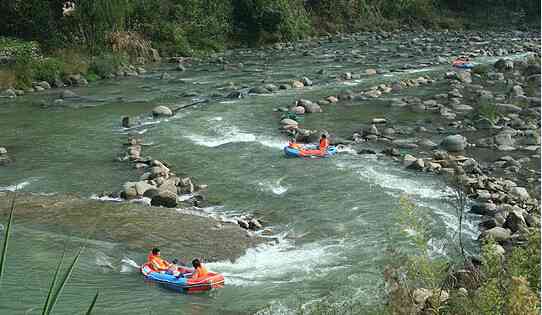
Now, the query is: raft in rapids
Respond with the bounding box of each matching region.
[141,263,225,293]
[284,145,338,158]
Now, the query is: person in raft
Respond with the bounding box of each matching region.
[147,247,176,273]
[319,134,329,154]
[288,138,302,150]
[191,258,208,279]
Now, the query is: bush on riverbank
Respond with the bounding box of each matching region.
[1,0,540,60]
[385,197,541,315]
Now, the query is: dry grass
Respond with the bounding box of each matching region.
[0,69,17,89]
[108,31,153,62]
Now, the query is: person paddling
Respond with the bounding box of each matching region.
[191,258,208,279]
[319,134,329,155]
[147,247,172,272]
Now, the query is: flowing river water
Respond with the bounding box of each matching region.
[2,33,532,314]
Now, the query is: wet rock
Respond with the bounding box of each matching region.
[503,210,527,233]
[292,106,305,115]
[297,99,322,113]
[326,96,339,103]
[52,78,65,88]
[150,189,178,208]
[358,149,377,155]
[363,124,379,136]
[152,105,173,117]
[249,219,263,230]
[471,202,497,216]
[135,181,155,196]
[365,69,377,75]
[61,90,77,99]
[441,134,467,152]
[292,80,304,88]
[37,81,51,89]
[121,182,138,199]
[301,77,313,86]
[417,139,437,148]
[494,59,514,72]
[481,227,511,242]
[510,187,530,201]
[382,147,400,157]
[480,217,498,229]
[365,90,381,98]
[160,72,173,80]
[249,86,270,94]
[402,154,417,167]
[121,116,131,128]
[495,103,522,113]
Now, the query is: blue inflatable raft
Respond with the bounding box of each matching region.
[141,263,224,293]
[284,145,338,158]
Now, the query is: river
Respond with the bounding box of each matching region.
[3,31,524,314]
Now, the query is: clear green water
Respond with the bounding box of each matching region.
[0,37,489,314]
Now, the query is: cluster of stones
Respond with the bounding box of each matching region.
[0,147,11,165]
[116,136,207,209]
[276,75,435,144]
[1,65,148,98]
[118,108,266,232]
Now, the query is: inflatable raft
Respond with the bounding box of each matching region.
[452,59,474,69]
[141,263,224,293]
[284,145,337,158]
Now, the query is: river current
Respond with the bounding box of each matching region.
[0,36,493,314]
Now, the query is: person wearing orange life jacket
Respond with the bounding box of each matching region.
[319,134,329,155]
[147,247,172,272]
[288,138,302,150]
[191,258,208,279]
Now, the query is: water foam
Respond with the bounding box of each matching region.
[0,179,37,192]
[185,122,284,149]
[257,177,288,196]
[207,240,343,287]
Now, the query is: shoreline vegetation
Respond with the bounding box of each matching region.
[1,0,541,91]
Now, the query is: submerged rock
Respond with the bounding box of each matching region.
[152,105,173,117]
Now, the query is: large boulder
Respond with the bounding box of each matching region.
[61,90,77,99]
[297,99,322,113]
[470,202,497,216]
[150,189,178,208]
[503,210,527,233]
[440,135,467,152]
[152,105,173,117]
[135,181,155,196]
[301,77,313,86]
[494,59,514,72]
[510,187,530,201]
[121,182,138,199]
[481,227,511,242]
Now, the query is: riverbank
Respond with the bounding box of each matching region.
[0,192,261,262]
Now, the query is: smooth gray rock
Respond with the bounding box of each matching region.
[152,105,173,117]
[441,134,467,152]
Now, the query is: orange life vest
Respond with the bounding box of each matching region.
[319,138,329,151]
[192,265,208,279]
[147,253,170,271]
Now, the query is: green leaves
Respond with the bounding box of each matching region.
[0,193,16,286]
[42,247,84,315]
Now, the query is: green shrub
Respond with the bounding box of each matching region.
[32,57,63,83]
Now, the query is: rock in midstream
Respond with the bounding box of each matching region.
[0,193,261,262]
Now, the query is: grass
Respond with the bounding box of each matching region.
[0,193,99,314]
